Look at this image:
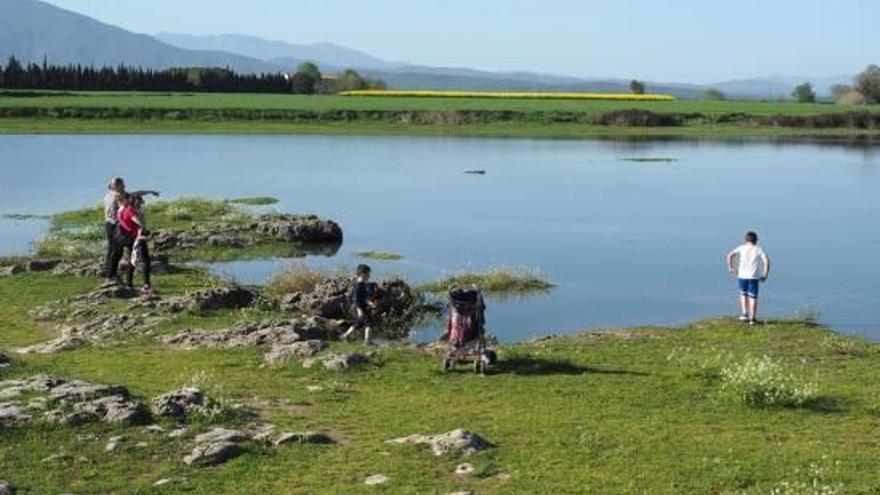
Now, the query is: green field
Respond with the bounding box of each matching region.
[1,91,876,114]
[1,91,879,139]
[1,272,878,494]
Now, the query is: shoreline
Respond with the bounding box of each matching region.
[1,118,879,140]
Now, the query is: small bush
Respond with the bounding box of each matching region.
[265,263,337,297]
[720,355,818,408]
[592,109,681,127]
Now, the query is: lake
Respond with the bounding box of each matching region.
[1,134,878,342]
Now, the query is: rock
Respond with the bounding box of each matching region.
[273,431,335,447]
[194,428,249,445]
[455,463,475,475]
[387,429,490,456]
[283,277,416,324]
[168,427,189,438]
[183,441,241,466]
[163,318,335,350]
[363,474,389,486]
[0,264,26,277]
[0,353,9,369]
[151,388,214,421]
[263,340,327,366]
[320,352,370,372]
[15,336,85,355]
[255,214,343,244]
[105,436,124,453]
[144,424,166,434]
[136,441,149,448]
[162,286,257,314]
[52,260,105,278]
[27,259,61,272]
[0,402,32,424]
[0,480,14,495]
[154,477,186,487]
[249,423,276,442]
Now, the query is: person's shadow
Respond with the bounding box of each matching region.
[488,356,649,377]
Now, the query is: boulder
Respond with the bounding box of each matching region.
[151,387,213,421]
[387,429,490,456]
[27,259,61,272]
[0,264,26,277]
[194,428,250,444]
[263,340,327,366]
[0,402,32,424]
[183,441,241,466]
[255,214,343,244]
[273,431,334,447]
[163,286,257,314]
[285,278,415,321]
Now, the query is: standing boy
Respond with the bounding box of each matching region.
[727,231,771,325]
[341,264,378,345]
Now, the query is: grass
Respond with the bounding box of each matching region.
[356,251,405,261]
[1,271,879,493]
[1,92,879,138]
[227,196,280,206]
[264,263,341,297]
[417,266,555,296]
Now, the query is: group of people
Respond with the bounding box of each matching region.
[98,176,773,339]
[102,177,159,294]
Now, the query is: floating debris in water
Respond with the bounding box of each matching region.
[464,170,487,175]
[620,157,678,163]
[2,213,50,220]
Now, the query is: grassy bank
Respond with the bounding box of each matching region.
[0,269,878,493]
[1,92,879,138]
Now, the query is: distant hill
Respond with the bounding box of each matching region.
[0,0,279,73]
[156,33,403,71]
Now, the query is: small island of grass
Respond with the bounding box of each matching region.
[417,266,555,296]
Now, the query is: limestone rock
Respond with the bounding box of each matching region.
[263,340,327,366]
[163,318,334,350]
[363,474,389,486]
[0,480,15,495]
[183,441,241,466]
[388,429,490,456]
[151,388,213,421]
[255,214,343,244]
[273,431,334,447]
[194,428,249,445]
[162,286,257,314]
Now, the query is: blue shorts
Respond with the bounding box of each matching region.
[737,278,759,299]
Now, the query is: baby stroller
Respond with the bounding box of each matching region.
[442,287,497,374]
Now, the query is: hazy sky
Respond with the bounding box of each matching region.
[43,0,878,83]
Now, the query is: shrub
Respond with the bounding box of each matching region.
[592,109,681,127]
[704,88,726,101]
[720,355,817,408]
[417,266,554,295]
[265,263,336,297]
[854,64,880,103]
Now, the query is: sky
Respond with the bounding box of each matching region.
[42,0,879,83]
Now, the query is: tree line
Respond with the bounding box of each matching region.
[0,56,385,94]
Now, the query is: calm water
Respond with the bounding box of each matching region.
[1,135,878,342]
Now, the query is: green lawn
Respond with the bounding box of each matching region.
[1,270,878,494]
[1,91,878,115]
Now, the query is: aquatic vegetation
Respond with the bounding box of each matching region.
[340,90,676,102]
[417,266,555,296]
[356,251,404,261]
[264,263,342,297]
[620,157,678,163]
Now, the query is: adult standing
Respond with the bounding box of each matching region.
[103,177,159,284]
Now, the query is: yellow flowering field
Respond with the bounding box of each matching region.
[339,89,676,101]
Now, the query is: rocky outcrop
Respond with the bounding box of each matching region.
[0,259,60,277]
[16,312,167,355]
[280,278,416,321]
[183,440,241,467]
[162,286,258,314]
[163,318,337,350]
[387,429,490,456]
[255,214,343,244]
[150,388,218,421]
[0,375,147,427]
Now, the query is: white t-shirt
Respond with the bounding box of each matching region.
[732,244,768,280]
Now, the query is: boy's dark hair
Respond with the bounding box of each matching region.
[745,231,758,244]
[356,264,372,276]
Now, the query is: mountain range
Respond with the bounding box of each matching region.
[1,0,853,98]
